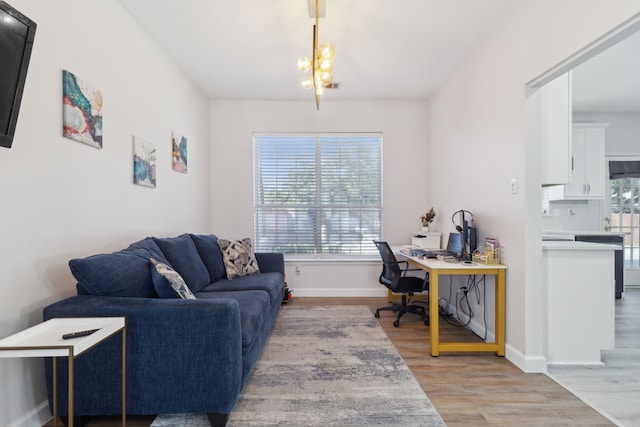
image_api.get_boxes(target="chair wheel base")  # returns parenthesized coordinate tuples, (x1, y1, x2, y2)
(393, 320, 400, 327)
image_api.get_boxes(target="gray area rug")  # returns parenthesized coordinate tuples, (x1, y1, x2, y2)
(152, 305, 445, 426)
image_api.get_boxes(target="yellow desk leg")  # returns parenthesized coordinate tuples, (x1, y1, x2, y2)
(496, 269, 506, 356)
(429, 272, 439, 356)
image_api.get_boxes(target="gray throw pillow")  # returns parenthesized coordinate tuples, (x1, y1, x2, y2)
(217, 237, 261, 279)
(150, 258, 196, 299)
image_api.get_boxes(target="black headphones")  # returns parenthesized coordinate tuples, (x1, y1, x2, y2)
(451, 210, 473, 232)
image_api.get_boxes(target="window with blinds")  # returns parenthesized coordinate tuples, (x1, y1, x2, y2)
(254, 133, 382, 256)
(610, 174, 640, 269)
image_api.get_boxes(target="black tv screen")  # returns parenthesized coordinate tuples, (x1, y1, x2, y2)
(0, 1, 36, 149)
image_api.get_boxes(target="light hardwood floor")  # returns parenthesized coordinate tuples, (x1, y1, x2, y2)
(548, 288, 640, 427)
(46, 295, 623, 427)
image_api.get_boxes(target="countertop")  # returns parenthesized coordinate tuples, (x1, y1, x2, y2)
(542, 241, 622, 251)
(543, 230, 627, 236)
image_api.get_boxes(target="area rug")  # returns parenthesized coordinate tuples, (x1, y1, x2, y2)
(151, 305, 445, 426)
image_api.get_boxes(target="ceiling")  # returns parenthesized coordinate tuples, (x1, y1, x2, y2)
(115, 0, 516, 101)
(572, 29, 640, 113)
(116, 0, 640, 112)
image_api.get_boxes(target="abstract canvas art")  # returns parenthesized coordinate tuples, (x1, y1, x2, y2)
(171, 131, 187, 173)
(62, 70, 103, 148)
(133, 136, 156, 188)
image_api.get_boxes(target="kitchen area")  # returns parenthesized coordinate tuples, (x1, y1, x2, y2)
(538, 40, 640, 365)
(528, 22, 640, 425)
(541, 122, 625, 302)
(541, 118, 625, 364)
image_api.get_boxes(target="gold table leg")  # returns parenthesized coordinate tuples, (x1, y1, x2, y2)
(122, 326, 126, 427)
(68, 349, 74, 427)
(53, 357, 58, 427)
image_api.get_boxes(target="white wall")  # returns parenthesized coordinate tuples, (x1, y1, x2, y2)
(426, 1, 640, 372)
(0, 1, 210, 426)
(209, 100, 428, 296)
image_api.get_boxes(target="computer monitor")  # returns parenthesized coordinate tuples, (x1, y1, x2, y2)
(462, 219, 477, 260)
(446, 233, 464, 259)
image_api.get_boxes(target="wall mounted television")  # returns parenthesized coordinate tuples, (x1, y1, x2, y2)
(0, 1, 36, 149)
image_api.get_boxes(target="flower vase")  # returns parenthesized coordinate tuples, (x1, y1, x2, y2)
(421, 226, 429, 232)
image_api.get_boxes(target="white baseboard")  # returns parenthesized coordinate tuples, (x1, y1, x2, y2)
(506, 345, 548, 373)
(291, 288, 387, 298)
(8, 400, 50, 427)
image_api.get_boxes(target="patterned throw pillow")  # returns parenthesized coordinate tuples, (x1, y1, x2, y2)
(149, 258, 196, 299)
(217, 237, 261, 279)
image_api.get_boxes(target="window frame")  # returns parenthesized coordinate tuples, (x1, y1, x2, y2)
(253, 132, 383, 259)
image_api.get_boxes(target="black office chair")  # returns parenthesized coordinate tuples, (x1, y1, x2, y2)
(373, 241, 429, 327)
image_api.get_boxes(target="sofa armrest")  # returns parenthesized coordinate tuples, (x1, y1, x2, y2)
(43, 295, 243, 415)
(255, 252, 284, 276)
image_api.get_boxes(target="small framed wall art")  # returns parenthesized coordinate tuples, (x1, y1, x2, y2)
(62, 70, 103, 148)
(133, 136, 156, 188)
(172, 131, 187, 173)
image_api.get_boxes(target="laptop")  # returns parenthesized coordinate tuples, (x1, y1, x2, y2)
(422, 233, 464, 259)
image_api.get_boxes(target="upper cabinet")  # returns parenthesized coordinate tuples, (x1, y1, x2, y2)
(545, 123, 607, 200)
(566, 124, 606, 197)
(540, 72, 572, 185)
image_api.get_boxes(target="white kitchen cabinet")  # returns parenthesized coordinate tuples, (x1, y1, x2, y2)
(545, 123, 607, 200)
(540, 73, 572, 185)
(543, 241, 618, 365)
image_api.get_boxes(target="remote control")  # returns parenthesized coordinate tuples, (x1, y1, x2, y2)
(62, 329, 99, 339)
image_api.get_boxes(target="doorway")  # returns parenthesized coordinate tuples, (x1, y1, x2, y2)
(527, 13, 640, 425)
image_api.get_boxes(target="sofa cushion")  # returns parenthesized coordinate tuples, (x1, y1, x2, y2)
(189, 234, 226, 283)
(195, 290, 271, 351)
(69, 247, 159, 297)
(150, 258, 196, 299)
(153, 234, 210, 293)
(127, 237, 166, 258)
(217, 237, 260, 279)
(199, 272, 283, 308)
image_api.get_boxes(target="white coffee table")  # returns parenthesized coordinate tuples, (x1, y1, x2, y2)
(0, 317, 126, 427)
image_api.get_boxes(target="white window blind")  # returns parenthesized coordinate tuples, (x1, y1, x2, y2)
(254, 133, 382, 256)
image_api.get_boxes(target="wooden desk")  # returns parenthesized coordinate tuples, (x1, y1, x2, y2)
(0, 317, 126, 427)
(402, 256, 506, 356)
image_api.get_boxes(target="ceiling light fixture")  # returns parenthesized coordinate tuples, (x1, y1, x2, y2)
(297, 0, 335, 110)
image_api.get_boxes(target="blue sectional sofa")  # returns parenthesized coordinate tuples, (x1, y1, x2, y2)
(43, 233, 284, 427)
